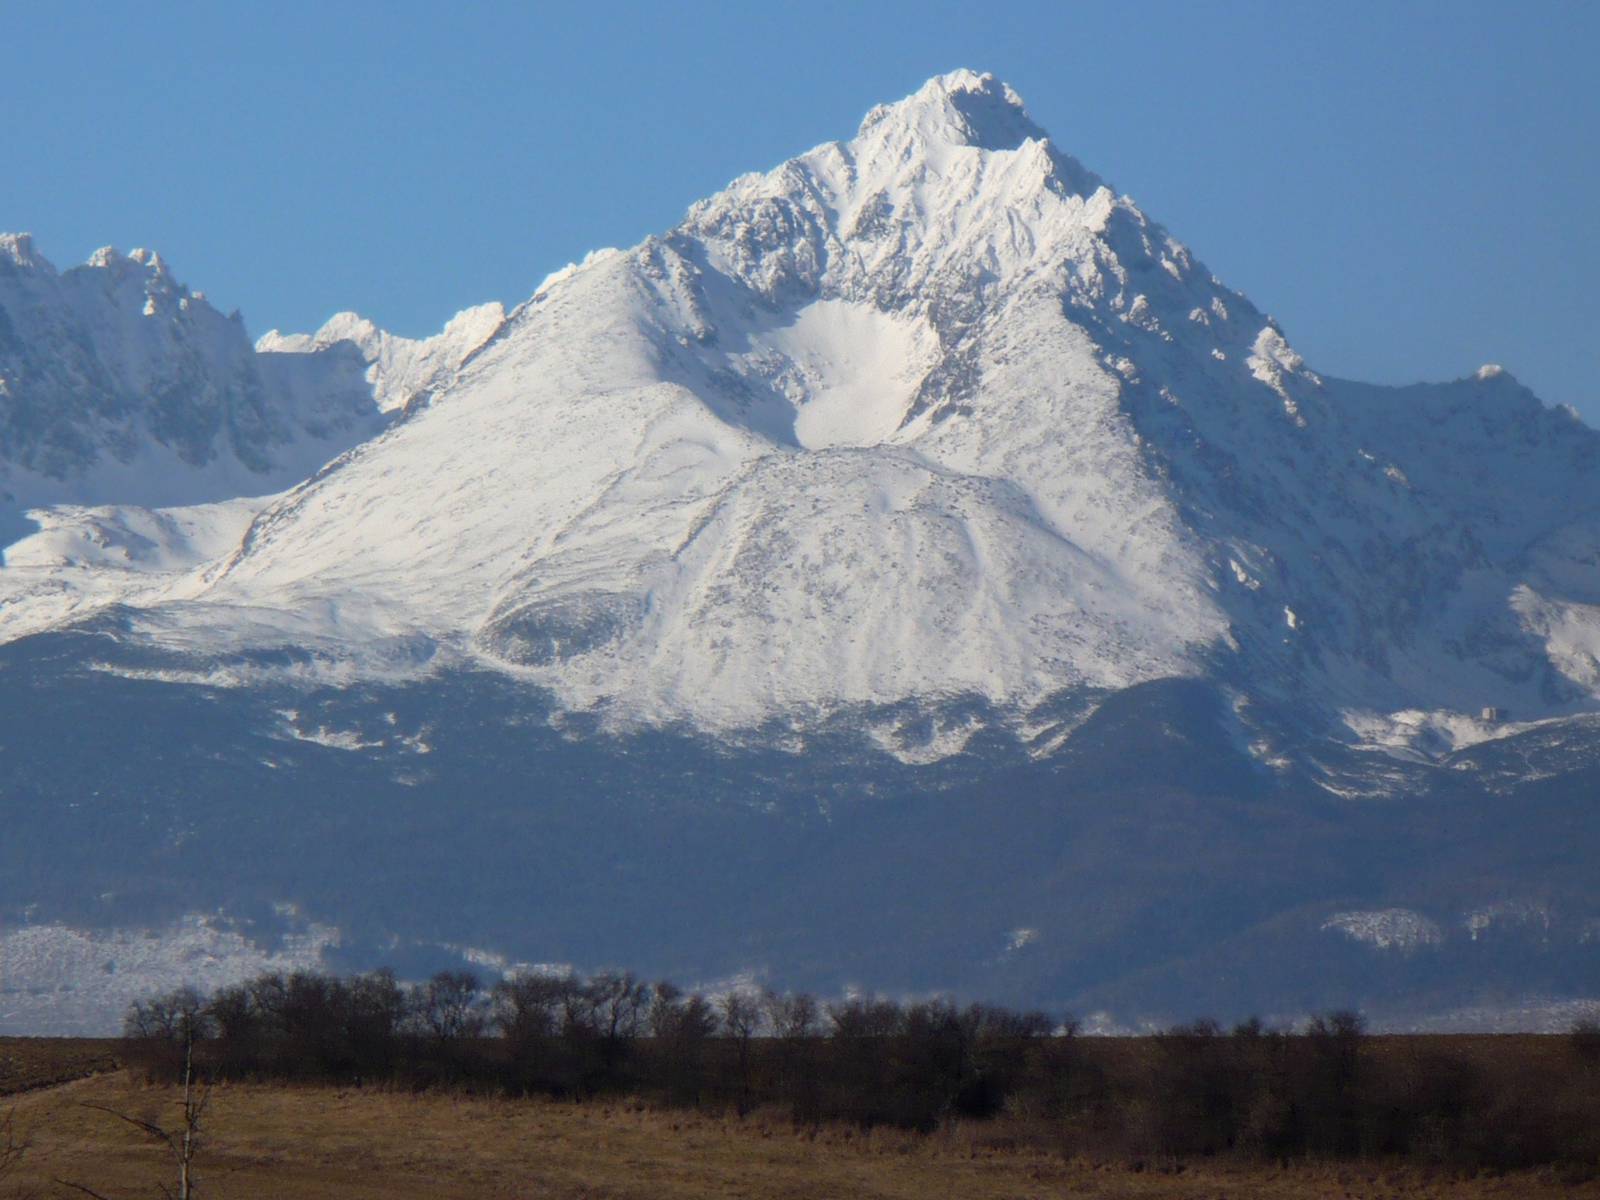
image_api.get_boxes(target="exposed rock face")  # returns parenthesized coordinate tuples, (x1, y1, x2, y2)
(0, 237, 285, 491)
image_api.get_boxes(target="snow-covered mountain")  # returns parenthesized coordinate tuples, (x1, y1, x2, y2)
(2, 71, 1597, 1032)
(31, 69, 1591, 764)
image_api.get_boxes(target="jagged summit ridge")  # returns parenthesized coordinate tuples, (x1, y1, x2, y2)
(848, 70, 1104, 202)
(858, 69, 1048, 152)
(678, 71, 1114, 319)
(0, 237, 506, 504)
(257, 301, 505, 414)
(0, 237, 295, 499)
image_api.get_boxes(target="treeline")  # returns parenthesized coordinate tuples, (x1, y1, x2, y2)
(124, 970, 1600, 1170)
(126, 968, 1058, 1130)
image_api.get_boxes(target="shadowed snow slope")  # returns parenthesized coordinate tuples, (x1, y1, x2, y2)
(256, 301, 505, 414)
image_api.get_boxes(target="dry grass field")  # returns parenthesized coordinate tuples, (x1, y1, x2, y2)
(4, 1069, 1598, 1200)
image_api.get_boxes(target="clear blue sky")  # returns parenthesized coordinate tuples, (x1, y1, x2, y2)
(5, 1, 1597, 417)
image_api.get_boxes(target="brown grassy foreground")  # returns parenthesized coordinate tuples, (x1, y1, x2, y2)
(6, 1070, 1600, 1200)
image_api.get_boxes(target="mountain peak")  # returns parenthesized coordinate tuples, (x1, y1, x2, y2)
(858, 69, 1045, 152)
(0, 232, 53, 273)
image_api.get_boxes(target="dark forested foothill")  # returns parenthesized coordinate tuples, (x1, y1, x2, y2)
(119, 970, 1600, 1172)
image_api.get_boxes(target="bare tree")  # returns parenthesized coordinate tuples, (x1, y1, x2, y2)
(582, 971, 648, 1079)
(762, 990, 820, 1113)
(345, 969, 407, 1077)
(721, 988, 764, 1042)
(826, 996, 903, 1039)
(555, 973, 597, 1040)
(492, 974, 566, 1044)
(588, 971, 650, 1044)
(720, 989, 764, 1113)
(762, 989, 819, 1041)
(413, 970, 484, 1043)
(492, 972, 570, 1088)
(123, 987, 208, 1044)
(646, 981, 684, 1041)
(645, 983, 719, 1043)
(62, 1022, 210, 1200)
(644, 983, 719, 1104)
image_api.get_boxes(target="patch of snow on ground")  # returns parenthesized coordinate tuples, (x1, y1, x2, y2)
(1513, 584, 1600, 692)
(1464, 900, 1552, 941)
(1321, 909, 1443, 951)
(868, 710, 985, 764)
(1341, 707, 1558, 760)
(272, 708, 432, 754)
(762, 300, 939, 449)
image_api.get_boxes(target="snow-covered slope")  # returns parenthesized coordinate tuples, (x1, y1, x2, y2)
(0, 247, 501, 645)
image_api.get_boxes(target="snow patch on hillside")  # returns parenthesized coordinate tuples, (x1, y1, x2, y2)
(1465, 901, 1552, 940)
(1341, 707, 1557, 760)
(1322, 909, 1443, 951)
(758, 299, 937, 448)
